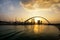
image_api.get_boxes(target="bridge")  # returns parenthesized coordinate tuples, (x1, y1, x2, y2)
(24, 16, 50, 24)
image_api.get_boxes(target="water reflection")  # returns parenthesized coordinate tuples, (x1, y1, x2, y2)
(0, 25, 60, 40)
(24, 25, 59, 36)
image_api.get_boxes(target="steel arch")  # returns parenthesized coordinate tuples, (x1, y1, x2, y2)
(24, 16, 50, 24)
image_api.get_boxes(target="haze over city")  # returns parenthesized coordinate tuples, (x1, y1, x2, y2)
(0, 0, 60, 24)
(0, 0, 60, 40)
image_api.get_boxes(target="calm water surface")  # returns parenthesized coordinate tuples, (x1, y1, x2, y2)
(0, 25, 60, 40)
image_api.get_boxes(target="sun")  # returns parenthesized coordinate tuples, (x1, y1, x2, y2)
(34, 17, 41, 23)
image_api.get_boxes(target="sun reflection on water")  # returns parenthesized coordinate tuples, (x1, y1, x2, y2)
(33, 25, 47, 34)
(34, 25, 38, 34)
(24, 25, 59, 36)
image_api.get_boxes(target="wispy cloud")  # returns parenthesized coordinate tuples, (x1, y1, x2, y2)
(20, 0, 60, 9)
(0, 0, 60, 23)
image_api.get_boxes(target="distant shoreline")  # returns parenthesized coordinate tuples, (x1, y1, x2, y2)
(0, 21, 60, 25)
(0, 24, 60, 25)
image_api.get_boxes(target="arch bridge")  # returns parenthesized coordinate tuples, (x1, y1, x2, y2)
(24, 16, 50, 24)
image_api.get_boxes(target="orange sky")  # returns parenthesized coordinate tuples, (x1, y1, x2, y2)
(0, 0, 60, 24)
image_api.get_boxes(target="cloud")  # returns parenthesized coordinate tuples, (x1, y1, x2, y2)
(20, 0, 60, 9)
(9, 5, 15, 11)
(50, 3, 60, 13)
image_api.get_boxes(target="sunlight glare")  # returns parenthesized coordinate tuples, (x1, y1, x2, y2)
(34, 17, 41, 23)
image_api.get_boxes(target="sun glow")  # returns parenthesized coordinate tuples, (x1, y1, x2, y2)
(34, 17, 42, 23)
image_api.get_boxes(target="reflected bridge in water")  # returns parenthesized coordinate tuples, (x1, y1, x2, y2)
(0, 25, 60, 40)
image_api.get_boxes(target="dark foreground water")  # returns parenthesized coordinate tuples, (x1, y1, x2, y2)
(0, 25, 60, 40)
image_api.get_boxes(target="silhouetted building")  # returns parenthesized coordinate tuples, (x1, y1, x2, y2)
(31, 19, 35, 24)
(37, 20, 42, 24)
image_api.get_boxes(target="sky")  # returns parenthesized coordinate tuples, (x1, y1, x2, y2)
(0, 0, 60, 24)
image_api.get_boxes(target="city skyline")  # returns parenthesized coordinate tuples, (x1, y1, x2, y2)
(0, 0, 60, 24)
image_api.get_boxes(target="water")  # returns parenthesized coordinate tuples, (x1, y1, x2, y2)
(0, 25, 60, 40)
